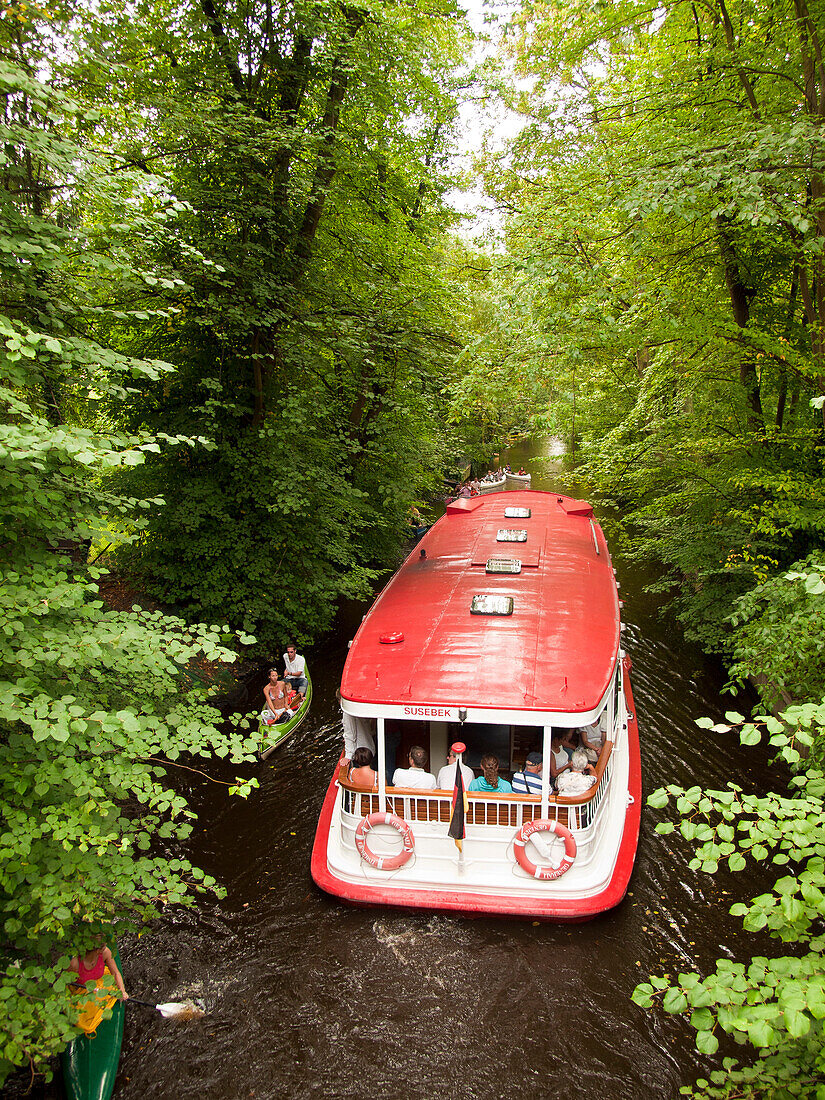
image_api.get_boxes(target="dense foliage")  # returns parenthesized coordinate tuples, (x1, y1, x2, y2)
(74, 0, 474, 648)
(466, 0, 825, 654)
(0, 27, 256, 1086)
(638, 706, 825, 1098)
(5, 0, 825, 1090)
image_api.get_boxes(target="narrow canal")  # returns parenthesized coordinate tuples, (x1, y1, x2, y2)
(35, 441, 784, 1099)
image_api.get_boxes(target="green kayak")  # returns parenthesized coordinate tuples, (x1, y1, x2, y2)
(61, 949, 125, 1100)
(259, 671, 312, 760)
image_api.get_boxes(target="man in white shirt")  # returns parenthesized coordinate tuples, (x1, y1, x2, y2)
(283, 643, 308, 694)
(392, 746, 437, 789)
(338, 691, 376, 761)
(436, 747, 474, 790)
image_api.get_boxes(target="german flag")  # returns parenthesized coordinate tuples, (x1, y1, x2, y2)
(447, 760, 468, 852)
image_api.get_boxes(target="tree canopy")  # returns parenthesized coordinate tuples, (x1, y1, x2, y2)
(0, 0, 475, 1081)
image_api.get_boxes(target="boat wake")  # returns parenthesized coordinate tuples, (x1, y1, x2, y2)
(371, 919, 450, 988)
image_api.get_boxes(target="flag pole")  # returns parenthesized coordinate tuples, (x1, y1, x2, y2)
(448, 740, 467, 871)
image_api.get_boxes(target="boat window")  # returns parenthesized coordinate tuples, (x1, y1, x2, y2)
(471, 594, 514, 615)
(486, 557, 522, 574)
(496, 529, 527, 542)
(504, 507, 531, 519)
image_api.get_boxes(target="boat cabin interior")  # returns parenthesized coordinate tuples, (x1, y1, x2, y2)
(339, 708, 615, 834)
(345, 701, 613, 793)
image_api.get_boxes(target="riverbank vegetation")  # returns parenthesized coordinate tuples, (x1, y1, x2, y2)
(4, 0, 825, 1091)
(0, 0, 475, 1083)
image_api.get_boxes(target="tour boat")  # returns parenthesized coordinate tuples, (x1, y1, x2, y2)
(311, 491, 641, 921)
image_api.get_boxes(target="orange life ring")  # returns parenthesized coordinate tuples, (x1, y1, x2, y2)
(355, 812, 415, 871)
(514, 819, 577, 880)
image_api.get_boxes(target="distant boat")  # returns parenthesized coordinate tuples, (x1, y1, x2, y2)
(476, 473, 506, 494)
(62, 949, 124, 1100)
(259, 672, 313, 760)
(312, 490, 642, 921)
(505, 470, 531, 486)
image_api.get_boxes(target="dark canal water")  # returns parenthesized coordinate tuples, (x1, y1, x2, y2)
(21, 439, 784, 1099)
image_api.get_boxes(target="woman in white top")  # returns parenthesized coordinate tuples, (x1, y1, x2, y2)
(556, 750, 597, 796)
(436, 748, 474, 789)
(550, 732, 573, 787)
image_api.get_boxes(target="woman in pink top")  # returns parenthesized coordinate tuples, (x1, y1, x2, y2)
(69, 944, 128, 999)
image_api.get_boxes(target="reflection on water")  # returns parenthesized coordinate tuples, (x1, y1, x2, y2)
(11, 437, 783, 1099)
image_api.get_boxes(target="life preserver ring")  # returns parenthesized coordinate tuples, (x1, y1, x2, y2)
(355, 812, 415, 871)
(514, 819, 577, 880)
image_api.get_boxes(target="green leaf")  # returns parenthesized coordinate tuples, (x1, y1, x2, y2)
(663, 988, 689, 1014)
(695, 1030, 719, 1055)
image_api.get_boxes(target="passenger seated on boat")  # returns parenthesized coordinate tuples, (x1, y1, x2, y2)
(560, 727, 598, 764)
(468, 754, 512, 794)
(348, 747, 377, 789)
(263, 669, 287, 714)
(556, 750, 597, 796)
(550, 732, 573, 786)
(517, 467, 526, 475)
(511, 751, 543, 795)
(283, 644, 308, 695)
(580, 720, 605, 762)
(392, 745, 437, 789)
(436, 747, 474, 790)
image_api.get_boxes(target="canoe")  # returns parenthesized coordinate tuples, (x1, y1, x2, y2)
(62, 950, 124, 1100)
(505, 471, 531, 486)
(259, 671, 313, 760)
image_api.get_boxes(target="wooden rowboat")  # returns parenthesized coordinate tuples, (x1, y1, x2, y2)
(61, 949, 125, 1100)
(259, 672, 313, 760)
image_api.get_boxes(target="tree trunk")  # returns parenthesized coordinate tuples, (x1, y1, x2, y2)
(716, 215, 764, 430)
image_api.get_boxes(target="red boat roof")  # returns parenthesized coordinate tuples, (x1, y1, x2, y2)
(341, 491, 620, 716)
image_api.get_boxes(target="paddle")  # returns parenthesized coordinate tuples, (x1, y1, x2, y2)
(127, 998, 205, 1019)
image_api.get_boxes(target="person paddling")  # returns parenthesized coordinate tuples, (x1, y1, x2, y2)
(69, 944, 128, 999)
